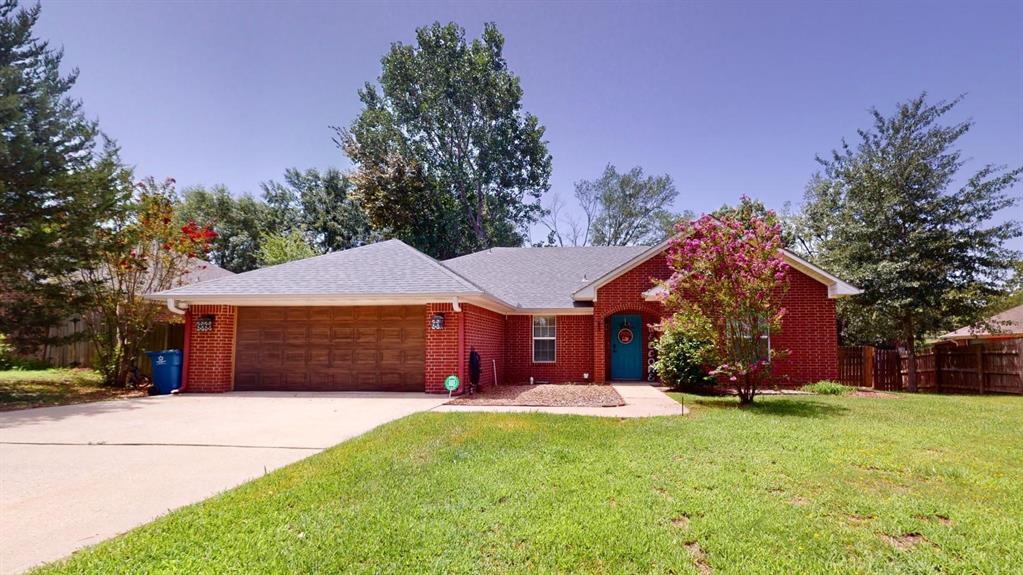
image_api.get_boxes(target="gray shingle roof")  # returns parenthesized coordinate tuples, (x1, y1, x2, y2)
(154, 239, 482, 298)
(442, 246, 650, 309)
(940, 304, 1023, 339)
(179, 258, 234, 286)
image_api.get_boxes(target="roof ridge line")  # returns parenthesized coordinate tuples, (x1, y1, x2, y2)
(154, 240, 389, 294)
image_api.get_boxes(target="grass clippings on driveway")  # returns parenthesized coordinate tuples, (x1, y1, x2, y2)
(34, 393, 1023, 574)
(0, 369, 142, 411)
(448, 384, 625, 407)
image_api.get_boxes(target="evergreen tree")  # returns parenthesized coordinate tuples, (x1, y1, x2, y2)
(0, 1, 126, 352)
(799, 94, 1022, 391)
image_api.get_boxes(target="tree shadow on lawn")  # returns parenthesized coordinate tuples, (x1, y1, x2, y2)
(686, 396, 850, 419)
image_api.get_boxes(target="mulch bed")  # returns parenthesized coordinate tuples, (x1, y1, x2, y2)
(448, 384, 625, 407)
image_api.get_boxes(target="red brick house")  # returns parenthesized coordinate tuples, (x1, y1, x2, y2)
(147, 239, 859, 394)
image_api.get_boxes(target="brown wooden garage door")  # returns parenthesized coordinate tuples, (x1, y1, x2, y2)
(234, 306, 425, 392)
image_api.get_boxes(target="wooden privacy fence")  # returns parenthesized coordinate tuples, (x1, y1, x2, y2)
(21, 321, 184, 377)
(839, 339, 1023, 395)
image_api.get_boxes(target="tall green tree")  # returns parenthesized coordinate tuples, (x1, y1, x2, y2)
(257, 230, 317, 267)
(541, 165, 685, 246)
(798, 94, 1022, 391)
(0, 1, 126, 353)
(175, 185, 267, 273)
(260, 167, 376, 254)
(339, 22, 552, 259)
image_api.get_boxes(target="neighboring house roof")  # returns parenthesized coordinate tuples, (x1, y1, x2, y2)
(149, 239, 492, 306)
(443, 246, 649, 311)
(573, 239, 862, 301)
(177, 258, 234, 286)
(939, 304, 1023, 340)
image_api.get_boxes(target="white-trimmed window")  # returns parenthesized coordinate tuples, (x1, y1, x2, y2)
(532, 316, 556, 363)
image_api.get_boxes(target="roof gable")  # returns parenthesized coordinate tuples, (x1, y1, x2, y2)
(572, 240, 862, 301)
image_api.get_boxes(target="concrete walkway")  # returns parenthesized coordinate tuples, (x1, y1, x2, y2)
(0, 392, 446, 574)
(434, 382, 688, 417)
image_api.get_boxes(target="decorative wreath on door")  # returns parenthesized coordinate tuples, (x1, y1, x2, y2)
(617, 327, 634, 345)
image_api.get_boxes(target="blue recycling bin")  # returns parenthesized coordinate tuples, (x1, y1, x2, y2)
(146, 350, 182, 395)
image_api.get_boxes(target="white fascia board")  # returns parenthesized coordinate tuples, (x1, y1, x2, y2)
(781, 250, 862, 298)
(505, 307, 594, 316)
(143, 292, 503, 307)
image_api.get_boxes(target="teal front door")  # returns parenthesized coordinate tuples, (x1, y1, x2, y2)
(610, 314, 643, 380)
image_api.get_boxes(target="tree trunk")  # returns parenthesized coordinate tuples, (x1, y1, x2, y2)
(737, 373, 755, 405)
(905, 322, 918, 393)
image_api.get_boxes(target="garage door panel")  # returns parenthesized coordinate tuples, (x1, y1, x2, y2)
(331, 327, 355, 343)
(236, 350, 260, 366)
(308, 348, 329, 366)
(405, 349, 426, 365)
(234, 305, 425, 392)
(333, 308, 356, 321)
(355, 372, 378, 387)
(307, 326, 331, 344)
(331, 348, 354, 364)
(354, 349, 377, 366)
(283, 351, 307, 368)
(355, 307, 380, 320)
(260, 349, 283, 366)
(258, 372, 283, 388)
(257, 308, 286, 322)
(260, 328, 285, 344)
(379, 327, 403, 343)
(379, 307, 406, 321)
(379, 349, 402, 365)
(308, 308, 332, 321)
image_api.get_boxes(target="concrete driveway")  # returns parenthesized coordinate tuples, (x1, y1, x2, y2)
(0, 392, 446, 574)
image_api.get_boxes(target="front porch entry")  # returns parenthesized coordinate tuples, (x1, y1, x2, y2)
(609, 314, 643, 380)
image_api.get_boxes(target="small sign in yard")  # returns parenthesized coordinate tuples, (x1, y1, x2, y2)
(444, 374, 460, 397)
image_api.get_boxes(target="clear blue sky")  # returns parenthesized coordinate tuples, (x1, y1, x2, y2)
(36, 0, 1023, 245)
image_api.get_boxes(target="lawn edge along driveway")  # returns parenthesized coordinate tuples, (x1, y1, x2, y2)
(0, 392, 446, 575)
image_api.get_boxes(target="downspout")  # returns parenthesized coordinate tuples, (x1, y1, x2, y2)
(166, 298, 188, 316)
(165, 299, 190, 393)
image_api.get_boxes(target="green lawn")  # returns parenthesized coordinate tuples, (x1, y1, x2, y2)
(36, 393, 1023, 574)
(0, 368, 140, 411)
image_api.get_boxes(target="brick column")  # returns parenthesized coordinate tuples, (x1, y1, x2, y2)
(425, 303, 460, 394)
(183, 305, 237, 393)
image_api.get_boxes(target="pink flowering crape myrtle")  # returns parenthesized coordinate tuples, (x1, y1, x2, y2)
(660, 198, 790, 404)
